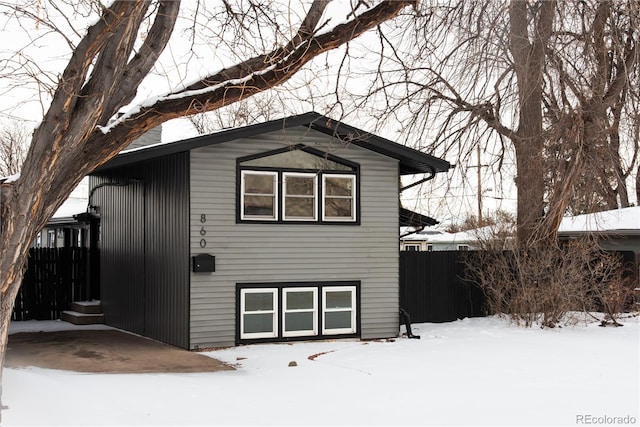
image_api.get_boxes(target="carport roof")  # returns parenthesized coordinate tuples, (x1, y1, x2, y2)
(93, 112, 451, 176)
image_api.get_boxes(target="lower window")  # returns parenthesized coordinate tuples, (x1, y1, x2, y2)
(238, 282, 359, 342)
(283, 287, 318, 337)
(240, 288, 278, 339)
(322, 287, 357, 335)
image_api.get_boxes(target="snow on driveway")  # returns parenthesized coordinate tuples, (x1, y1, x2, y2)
(3, 316, 639, 426)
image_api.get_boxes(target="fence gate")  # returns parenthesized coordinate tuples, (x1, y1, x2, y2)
(399, 251, 486, 323)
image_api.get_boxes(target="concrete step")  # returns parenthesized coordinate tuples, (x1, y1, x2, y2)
(61, 310, 104, 325)
(69, 300, 102, 314)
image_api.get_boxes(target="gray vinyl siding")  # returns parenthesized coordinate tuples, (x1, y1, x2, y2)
(189, 127, 400, 349)
(90, 153, 190, 348)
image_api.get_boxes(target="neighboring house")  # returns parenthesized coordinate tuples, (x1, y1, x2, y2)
(88, 112, 451, 349)
(401, 228, 480, 251)
(34, 197, 89, 248)
(400, 222, 515, 251)
(400, 227, 447, 251)
(559, 206, 640, 274)
(0, 174, 94, 249)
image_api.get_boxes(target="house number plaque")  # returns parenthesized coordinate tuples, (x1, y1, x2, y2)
(200, 214, 207, 248)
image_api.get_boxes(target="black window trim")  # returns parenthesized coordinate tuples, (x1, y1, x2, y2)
(236, 281, 361, 345)
(237, 144, 360, 171)
(236, 145, 361, 225)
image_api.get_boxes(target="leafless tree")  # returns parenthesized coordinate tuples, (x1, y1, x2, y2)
(463, 239, 635, 328)
(0, 0, 415, 414)
(188, 91, 284, 134)
(353, 0, 640, 245)
(0, 122, 29, 177)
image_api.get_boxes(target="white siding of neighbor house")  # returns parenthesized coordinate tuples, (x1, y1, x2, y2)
(189, 127, 400, 349)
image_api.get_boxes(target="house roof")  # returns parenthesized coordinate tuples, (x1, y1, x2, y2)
(558, 206, 640, 236)
(401, 229, 474, 244)
(45, 197, 88, 226)
(93, 112, 451, 175)
(399, 208, 439, 228)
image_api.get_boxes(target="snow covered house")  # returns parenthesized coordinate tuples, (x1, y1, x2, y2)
(88, 112, 451, 349)
(559, 206, 640, 276)
(558, 206, 640, 250)
(400, 228, 478, 251)
(400, 223, 515, 251)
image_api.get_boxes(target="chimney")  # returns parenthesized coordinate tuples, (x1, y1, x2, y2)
(125, 124, 163, 151)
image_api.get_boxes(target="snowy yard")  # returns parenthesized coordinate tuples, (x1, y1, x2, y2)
(3, 315, 639, 426)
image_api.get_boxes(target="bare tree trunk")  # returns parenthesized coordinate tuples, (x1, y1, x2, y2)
(0, 0, 415, 417)
(509, 0, 555, 245)
(636, 164, 640, 204)
(0, 272, 25, 421)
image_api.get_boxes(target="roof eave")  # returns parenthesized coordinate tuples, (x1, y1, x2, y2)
(92, 112, 452, 175)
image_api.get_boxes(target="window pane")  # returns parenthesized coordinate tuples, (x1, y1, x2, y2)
(324, 198, 352, 218)
(244, 292, 274, 311)
(286, 291, 314, 310)
(325, 311, 352, 330)
(325, 291, 352, 309)
(285, 197, 314, 218)
(244, 313, 274, 334)
(325, 177, 352, 196)
(244, 196, 274, 216)
(242, 150, 353, 171)
(244, 174, 274, 194)
(285, 312, 314, 332)
(286, 176, 314, 196)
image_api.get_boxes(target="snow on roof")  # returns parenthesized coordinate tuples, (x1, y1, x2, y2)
(400, 227, 446, 240)
(401, 223, 515, 244)
(0, 173, 20, 183)
(401, 228, 475, 243)
(427, 230, 478, 244)
(52, 197, 87, 219)
(558, 206, 640, 234)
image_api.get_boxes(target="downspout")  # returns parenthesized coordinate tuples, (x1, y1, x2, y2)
(398, 166, 438, 339)
(399, 166, 437, 238)
(399, 166, 437, 192)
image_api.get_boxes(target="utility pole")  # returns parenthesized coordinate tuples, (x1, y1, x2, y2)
(477, 145, 482, 223)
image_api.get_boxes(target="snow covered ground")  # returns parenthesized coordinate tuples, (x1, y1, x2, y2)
(3, 315, 639, 426)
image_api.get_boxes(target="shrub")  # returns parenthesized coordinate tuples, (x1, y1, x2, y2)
(461, 239, 636, 328)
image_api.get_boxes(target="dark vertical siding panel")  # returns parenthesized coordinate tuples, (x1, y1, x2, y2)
(144, 153, 190, 348)
(90, 152, 190, 349)
(90, 174, 145, 334)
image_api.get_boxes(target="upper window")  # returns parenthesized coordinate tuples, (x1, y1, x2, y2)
(283, 173, 317, 221)
(241, 171, 278, 220)
(323, 175, 356, 221)
(241, 148, 353, 171)
(238, 145, 359, 224)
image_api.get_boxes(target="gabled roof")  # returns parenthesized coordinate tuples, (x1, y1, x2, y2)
(93, 112, 451, 175)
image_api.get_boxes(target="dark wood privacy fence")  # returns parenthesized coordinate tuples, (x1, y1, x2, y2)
(400, 251, 486, 323)
(13, 247, 100, 321)
(399, 250, 638, 324)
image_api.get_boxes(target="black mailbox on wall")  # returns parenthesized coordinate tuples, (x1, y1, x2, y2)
(192, 254, 215, 272)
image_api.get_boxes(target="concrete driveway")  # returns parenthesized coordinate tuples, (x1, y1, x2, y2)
(6, 329, 233, 373)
